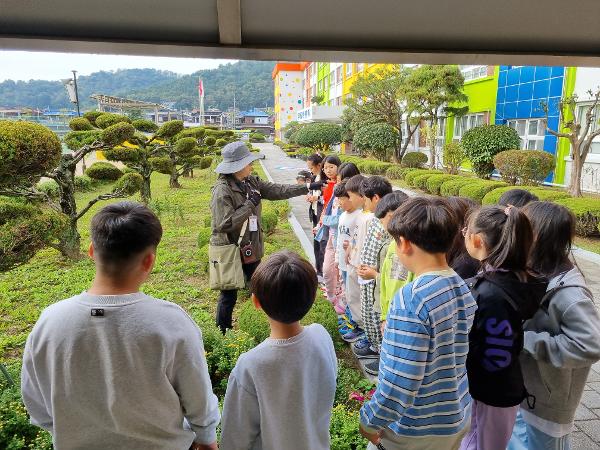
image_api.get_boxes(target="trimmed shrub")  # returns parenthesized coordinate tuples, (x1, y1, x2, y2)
(401, 151, 428, 168)
(250, 133, 266, 142)
(82, 110, 103, 126)
(482, 186, 539, 205)
(215, 138, 228, 147)
(205, 136, 216, 147)
(200, 156, 213, 169)
(528, 188, 570, 202)
(74, 175, 95, 192)
(273, 140, 285, 147)
(238, 300, 270, 343)
(95, 113, 131, 129)
(412, 173, 441, 190)
(555, 198, 600, 237)
(270, 200, 291, 219)
(357, 160, 393, 175)
(37, 180, 60, 198)
(156, 120, 184, 139)
(459, 181, 509, 203)
(132, 119, 159, 133)
(442, 141, 465, 174)
(426, 174, 459, 195)
(68, 117, 93, 131)
(100, 122, 136, 147)
(482, 186, 571, 205)
(352, 123, 398, 161)
(261, 210, 279, 235)
(148, 156, 174, 175)
(462, 125, 521, 178)
(104, 146, 142, 163)
(404, 169, 442, 186)
(295, 122, 342, 151)
(112, 172, 143, 195)
(385, 166, 415, 180)
(197, 227, 211, 248)
(493, 149, 556, 185)
(85, 161, 123, 181)
(440, 177, 481, 197)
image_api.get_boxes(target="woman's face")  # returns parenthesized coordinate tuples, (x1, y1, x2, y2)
(307, 161, 321, 176)
(323, 162, 338, 181)
(234, 163, 253, 180)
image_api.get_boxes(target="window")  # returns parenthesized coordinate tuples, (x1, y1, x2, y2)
(329, 72, 335, 86)
(576, 103, 600, 154)
(335, 96, 342, 106)
(346, 64, 352, 76)
(436, 118, 447, 148)
(454, 113, 485, 139)
(318, 80, 323, 92)
(460, 65, 488, 81)
(336, 67, 342, 85)
(507, 119, 545, 150)
(357, 63, 365, 72)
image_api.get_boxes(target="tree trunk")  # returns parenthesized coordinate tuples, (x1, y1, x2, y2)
(182, 167, 192, 178)
(58, 219, 82, 260)
(169, 170, 182, 188)
(55, 159, 82, 259)
(141, 175, 152, 204)
(568, 146, 583, 197)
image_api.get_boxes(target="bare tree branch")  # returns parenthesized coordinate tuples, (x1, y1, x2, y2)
(75, 189, 129, 222)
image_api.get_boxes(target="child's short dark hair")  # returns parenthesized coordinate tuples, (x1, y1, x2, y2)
(374, 191, 409, 219)
(360, 176, 393, 200)
(91, 201, 163, 276)
(345, 174, 366, 195)
(388, 197, 457, 253)
(251, 251, 317, 324)
(498, 189, 539, 208)
(338, 162, 360, 180)
(334, 180, 348, 198)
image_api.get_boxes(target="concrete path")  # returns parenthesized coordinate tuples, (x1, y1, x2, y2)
(254, 143, 600, 448)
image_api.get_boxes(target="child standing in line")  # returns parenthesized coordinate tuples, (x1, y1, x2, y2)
(318, 155, 341, 293)
(353, 176, 393, 363)
(356, 191, 410, 375)
(342, 174, 368, 342)
(508, 202, 600, 450)
(359, 197, 477, 450)
(306, 154, 326, 277)
(220, 251, 337, 450)
(445, 196, 480, 280)
(460, 205, 548, 450)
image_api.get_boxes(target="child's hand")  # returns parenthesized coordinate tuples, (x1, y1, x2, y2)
(357, 265, 378, 280)
(343, 240, 349, 250)
(380, 320, 386, 336)
(190, 442, 218, 450)
(359, 425, 382, 445)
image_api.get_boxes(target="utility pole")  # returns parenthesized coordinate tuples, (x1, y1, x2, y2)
(71, 70, 86, 173)
(232, 90, 236, 131)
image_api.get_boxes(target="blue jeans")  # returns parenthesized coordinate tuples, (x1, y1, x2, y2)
(508, 412, 571, 450)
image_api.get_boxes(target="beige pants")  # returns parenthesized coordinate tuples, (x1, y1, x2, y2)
(367, 425, 469, 450)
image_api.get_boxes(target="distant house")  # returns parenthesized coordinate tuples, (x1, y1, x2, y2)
(188, 108, 227, 128)
(238, 108, 273, 134)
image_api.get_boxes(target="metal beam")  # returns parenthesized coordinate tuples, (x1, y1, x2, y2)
(2, 36, 600, 68)
(217, 0, 242, 45)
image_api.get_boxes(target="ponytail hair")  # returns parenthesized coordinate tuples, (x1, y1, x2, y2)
(469, 205, 533, 273)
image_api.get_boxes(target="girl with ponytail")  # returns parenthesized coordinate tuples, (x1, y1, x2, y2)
(459, 205, 548, 450)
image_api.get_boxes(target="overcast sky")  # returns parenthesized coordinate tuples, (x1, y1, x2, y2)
(0, 51, 236, 82)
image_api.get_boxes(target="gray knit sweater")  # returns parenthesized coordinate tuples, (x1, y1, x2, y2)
(21, 292, 220, 450)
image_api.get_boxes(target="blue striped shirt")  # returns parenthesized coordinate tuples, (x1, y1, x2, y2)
(360, 270, 477, 437)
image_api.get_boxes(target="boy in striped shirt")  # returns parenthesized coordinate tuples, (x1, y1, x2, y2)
(359, 197, 477, 450)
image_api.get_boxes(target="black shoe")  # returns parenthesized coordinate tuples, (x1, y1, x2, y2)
(354, 344, 379, 359)
(365, 359, 380, 376)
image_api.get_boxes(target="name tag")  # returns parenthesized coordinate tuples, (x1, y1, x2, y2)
(249, 215, 258, 232)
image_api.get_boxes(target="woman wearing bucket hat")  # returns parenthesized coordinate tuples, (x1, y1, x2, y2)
(210, 141, 310, 333)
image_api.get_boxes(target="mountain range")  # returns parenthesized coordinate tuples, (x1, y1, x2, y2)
(0, 60, 275, 112)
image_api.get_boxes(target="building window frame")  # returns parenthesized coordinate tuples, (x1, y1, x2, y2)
(507, 118, 546, 150)
(453, 113, 486, 140)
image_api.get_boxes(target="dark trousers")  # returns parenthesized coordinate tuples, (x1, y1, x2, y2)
(216, 260, 260, 334)
(314, 238, 324, 276)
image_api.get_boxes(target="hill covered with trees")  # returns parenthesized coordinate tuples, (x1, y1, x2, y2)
(0, 60, 275, 111)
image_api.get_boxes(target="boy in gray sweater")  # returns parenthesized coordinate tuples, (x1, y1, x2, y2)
(21, 202, 220, 450)
(220, 250, 337, 450)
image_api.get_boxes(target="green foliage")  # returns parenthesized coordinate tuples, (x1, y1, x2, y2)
(85, 161, 123, 181)
(157, 120, 184, 139)
(301, 298, 340, 339)
(356, 160, 393, 175)
(458, 181, 508, 203)
(0, 200, 66, 272)
(112, 172, 143, 196)
(237, 300, 270, 343)
(401, 151, 428, 168)
(261, 209, 279, 235)
(215, 138, 228, 147)
(205, 136, 217, 147)
(352, 123, 398, 160)
(0, 120, 62, 189)
(74, 175, 96, 192)
(104, 145, 142, 163)
(37, 179, 59, 198)
(528, 188, 571, 202)
(250, 133, 266, 143)
(63, 129, 102, 151)
(149, 156, 174, 175)
(273, 140, 285, 147)
(555, 198, 600, 237)
(426, 174, 458, 195)
(82, 111, 103, 126)
(411, 173, 441, 190)
(385, 166, 415, 180)
(69, 117, 94, 131)
(329, 404, 369, 450)
(295, 122, 342, 151)
(482, 186, 570, 205)
(493, 149, 556, 185)
(283, 121, 304, 141)
(174, 138, 197, 156)
(176, 127, 206, 140)
(100, 122, 136, 147)
(270, 200, 291, 219)
(404, 169, 442, 186)
(132, 119, 159, 133)
(461, 125, 521, 178)
(197, 227, 212, 249)
(443, 141, 466, 174)
(200, 156, 213, 170)
(439, 177, 481, 197)
(95, 113, 132, 129)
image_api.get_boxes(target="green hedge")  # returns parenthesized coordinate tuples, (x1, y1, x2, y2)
(385, 166, 414, 180)
(261, 209, 279, 235)
(458, 181, 508, 203)
(482, 186, 571, 205)
(401, 151, 428, 168)
(439, 177, 481, 197)
(404, 169, 443, 187)
(412, 173, 441, 190)
(555, 198, 600, 237)
(426, 174, 459, 195)
(356, 160, 393, 175)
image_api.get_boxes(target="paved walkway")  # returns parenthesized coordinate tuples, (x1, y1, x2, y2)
(255, 143, 600, 449)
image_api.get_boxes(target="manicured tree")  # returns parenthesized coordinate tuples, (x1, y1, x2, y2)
(542, 89, 600, 197)
(461, 125, 521, 179)
(0, 118, 142, 260)
(295, 122, 342, 152)
(352, 123, 399, 161)
(405, 65, 468, 168)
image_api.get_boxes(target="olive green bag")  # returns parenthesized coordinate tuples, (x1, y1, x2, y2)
(208, 220, 248, 290)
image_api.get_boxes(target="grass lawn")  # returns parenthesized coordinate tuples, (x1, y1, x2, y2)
(575, 236, 600, 255)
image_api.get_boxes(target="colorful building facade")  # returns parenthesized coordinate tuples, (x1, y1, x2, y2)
(272, 62, 305, 140)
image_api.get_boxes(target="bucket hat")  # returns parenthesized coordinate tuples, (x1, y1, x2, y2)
(214, 141, 261, 174)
